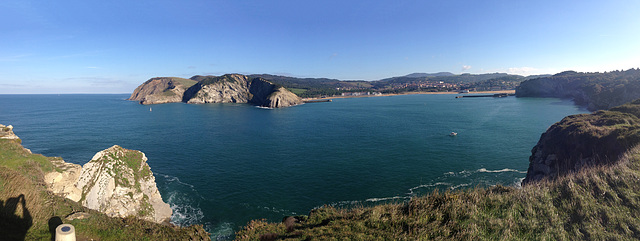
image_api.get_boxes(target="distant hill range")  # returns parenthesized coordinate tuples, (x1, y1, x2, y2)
(131, 69, 640, 109)
(250, 72, 541, 98)
(130, 72, 540, 101)
(516, 68, 640, 111)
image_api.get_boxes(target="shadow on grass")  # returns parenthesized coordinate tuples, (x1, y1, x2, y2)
(48, 216, 63, 241)
(0, 194, 33, 241)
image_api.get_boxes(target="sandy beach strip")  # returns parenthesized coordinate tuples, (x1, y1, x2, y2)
(303, 90, 516, 101)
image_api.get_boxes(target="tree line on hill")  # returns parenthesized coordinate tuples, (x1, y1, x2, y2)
(250, 72, 540, 98)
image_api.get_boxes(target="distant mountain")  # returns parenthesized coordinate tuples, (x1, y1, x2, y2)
(403, 72, 455, 78)
(378, 72, 521, 85)
(522, 74, 552, 80)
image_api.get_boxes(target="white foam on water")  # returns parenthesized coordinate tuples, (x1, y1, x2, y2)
(365, 196, 407, 202)
(155, 173, 208, 229)
(407, 182, 451, 195)
(450, 183, 471, 190)
(210, 222, 234, 241)
(513, 177, 526, 188)
(257, 205, 296, 215)
(477, 168, 526, 174)
(171, 202, 204, 226)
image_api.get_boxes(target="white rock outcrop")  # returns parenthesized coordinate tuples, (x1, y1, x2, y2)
(0, 124, 20, 141)
(45, 145, 172, 223)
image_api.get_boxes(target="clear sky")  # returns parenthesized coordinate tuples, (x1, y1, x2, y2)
(2, 0, 640, 94)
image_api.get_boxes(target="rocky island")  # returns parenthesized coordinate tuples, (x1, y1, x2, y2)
(129, 74, 304, 108)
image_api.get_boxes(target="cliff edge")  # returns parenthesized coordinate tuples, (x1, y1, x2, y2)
(46, 145, 172, 224)
(0, 124, 20, 143)
(0, 125, 209, 239)
(522, 99, 640, 184)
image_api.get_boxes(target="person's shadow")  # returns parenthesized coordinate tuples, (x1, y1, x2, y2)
(0, 194, 33, 241)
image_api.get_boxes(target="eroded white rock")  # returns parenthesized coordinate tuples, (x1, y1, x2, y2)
(46, 145, 172, 223)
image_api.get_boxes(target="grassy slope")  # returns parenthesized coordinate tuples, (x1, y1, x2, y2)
(238, 151, 640, 240)
(0, 139, 210, 240)
(237, 101, 640, 240)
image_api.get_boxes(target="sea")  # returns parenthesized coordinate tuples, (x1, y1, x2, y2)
(0, 94, 587, 239)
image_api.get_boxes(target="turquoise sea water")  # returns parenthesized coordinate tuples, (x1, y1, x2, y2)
(0, 94, 587, 239)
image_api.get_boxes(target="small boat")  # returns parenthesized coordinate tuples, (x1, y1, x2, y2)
(449, 132, 457, 136)
(149, 107, 152, 112)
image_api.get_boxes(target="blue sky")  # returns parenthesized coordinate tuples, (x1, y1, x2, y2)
(2, 0, 640, 94)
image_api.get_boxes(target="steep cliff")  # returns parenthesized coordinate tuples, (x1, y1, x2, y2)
(130, 74, 303, 108)
(183, 74, 252, 104)
(522, 99, 640, 184)
(516, 69, 640, 111)
(1, 125, 210, 239)
(128, 77, 197, 105)
(183, 74, 303, 108)
(248, 78, 304, 108)
(46, 145, 172, 224)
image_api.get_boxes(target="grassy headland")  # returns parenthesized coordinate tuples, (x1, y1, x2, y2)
(0, 138, 210, 240)
(237, 149, 640, 240)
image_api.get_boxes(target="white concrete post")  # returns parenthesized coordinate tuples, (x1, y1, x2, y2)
(55, 224, 76, 241)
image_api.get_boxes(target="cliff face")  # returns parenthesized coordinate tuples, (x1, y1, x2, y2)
(45, 145, 172, 224)
(523, 99, 640, 184)
(248, 78, 304, 108)
(183, 74, 303, 108)
(130, 74, 303, 108)
(183, 74, 252, 104)
(128, 77, 197, 105)
(516, 69, 640, 111)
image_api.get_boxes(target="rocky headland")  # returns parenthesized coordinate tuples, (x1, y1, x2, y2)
(516, 68, 640, 111)
(0, 125, 210, 239)
(45, 145, 172, 223)
(522, 99, 640, 184)
(129, 74, 303, 108)
(128, 77, 198, 105)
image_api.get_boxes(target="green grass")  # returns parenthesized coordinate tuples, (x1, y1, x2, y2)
(286, 88, 308, 96)
(169, 77, 197, 88)
(238, 152, 640, 240)
(0, 139, 54, 174)
(0, 139, 210, 240)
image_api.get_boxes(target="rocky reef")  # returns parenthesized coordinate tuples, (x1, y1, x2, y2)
(516, 69, 640, 111)
(130, 74, 303, 108)
(45, 145, 172, 223)
(522, 99, 640, 184)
